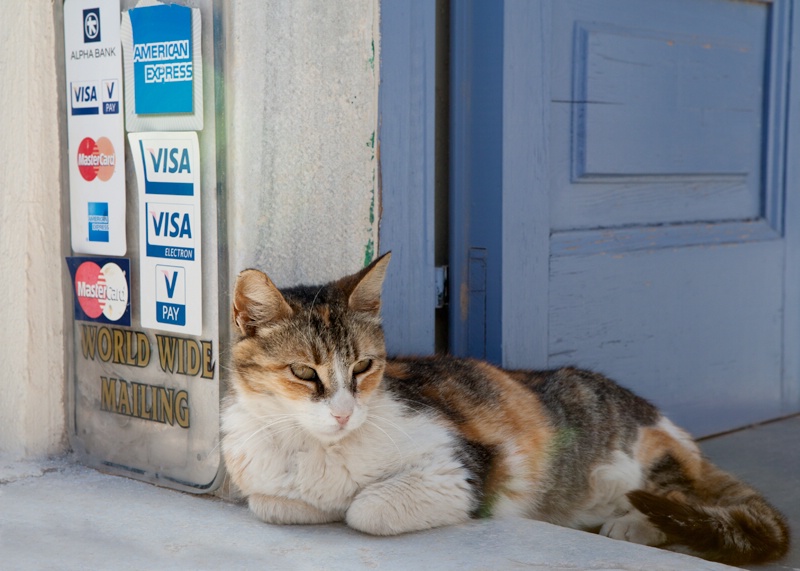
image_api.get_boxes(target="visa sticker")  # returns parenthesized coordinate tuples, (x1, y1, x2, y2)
(129, 131, 202, 335)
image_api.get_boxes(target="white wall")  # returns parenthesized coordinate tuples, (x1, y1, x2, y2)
(226, 0, 380, 287)
(0, 0, 380, 459)
(0, 1, 67, 458)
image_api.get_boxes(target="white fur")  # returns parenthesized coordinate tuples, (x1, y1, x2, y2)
(568, 450, 643, 529)
(490, 444, 539, 518)
(656, 417, 701, 458)
(570, 417, 698, 541)
(600, 509, 666, 546)
(222, 387, 475, 535)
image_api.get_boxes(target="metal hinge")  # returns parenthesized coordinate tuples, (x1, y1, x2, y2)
(435, 265, 449, 309)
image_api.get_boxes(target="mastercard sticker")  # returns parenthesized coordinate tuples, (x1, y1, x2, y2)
(77, 136, 116, 182)
(66, 256, 131, 326)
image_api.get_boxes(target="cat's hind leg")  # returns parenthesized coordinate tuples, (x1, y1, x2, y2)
(599, 508, 667, 546)
(346, 468, 476, 535)
(589, 420, 687, 547)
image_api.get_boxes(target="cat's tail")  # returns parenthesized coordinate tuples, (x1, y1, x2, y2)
(627, 460, 790, 566)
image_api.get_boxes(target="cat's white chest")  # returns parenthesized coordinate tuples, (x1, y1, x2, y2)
(273, 439, 363, 511)
(224, 398, 421, 514)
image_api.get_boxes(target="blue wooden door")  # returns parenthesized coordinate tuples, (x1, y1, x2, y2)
(451, 0, 800, 436)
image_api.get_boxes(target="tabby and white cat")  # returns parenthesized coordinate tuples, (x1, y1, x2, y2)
(221, 253, 789, 565)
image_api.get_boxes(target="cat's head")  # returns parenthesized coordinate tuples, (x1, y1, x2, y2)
(230, 253, 391, 443)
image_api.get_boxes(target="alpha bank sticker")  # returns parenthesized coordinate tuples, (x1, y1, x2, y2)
(66, 257, 131, 326)
(63, 0, 126, 256)
(128, 131, 202, 335)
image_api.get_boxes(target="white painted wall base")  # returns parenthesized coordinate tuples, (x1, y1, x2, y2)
(0, 1, 67, 458)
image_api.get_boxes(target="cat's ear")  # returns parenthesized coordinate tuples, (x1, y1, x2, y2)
(233, 269, 293, 336)
(340, 252, 391, 313)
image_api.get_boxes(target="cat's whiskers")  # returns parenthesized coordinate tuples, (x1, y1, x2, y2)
(307, 286, 324, 328)
(372, 397, 440, 415)
(231, 415, 304, 452)
(368, 401, 439, 420)
(363, 419, 401, 454)
(365, 412, 414, 445)
(218, 362, 238, 374)
(205, 413, 298, 458)
(201, 439, 223, 459)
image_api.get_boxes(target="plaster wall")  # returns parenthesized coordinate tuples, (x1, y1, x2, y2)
(0, 1, 66, 457)
(226, 0, 380, 287)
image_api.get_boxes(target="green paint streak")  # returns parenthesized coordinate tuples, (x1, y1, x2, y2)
(368, 39, 375, 70)
(367, 132, 375, 161)
(363, 132, 377, 267)
(364, 238, 375, 266)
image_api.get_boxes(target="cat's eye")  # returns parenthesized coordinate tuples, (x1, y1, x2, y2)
(290, 364, 318, 382)
(352, 359, 372, 375)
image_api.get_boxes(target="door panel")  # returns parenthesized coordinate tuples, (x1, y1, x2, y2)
(549, 241, 784, 435)
(551, 0, 768, 231)
(452, 0, 797, 436)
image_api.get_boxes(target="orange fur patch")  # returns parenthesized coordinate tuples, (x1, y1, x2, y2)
(233, 340, 319, 401)
(411, 360, 554, 506)
(473, 362, 554, 502)
(315, 305, 331, 327)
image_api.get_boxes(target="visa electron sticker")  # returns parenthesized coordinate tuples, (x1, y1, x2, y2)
(66, 257, 131, 326)
(129, 131, 202, 335)
(63, 0, 126, 256)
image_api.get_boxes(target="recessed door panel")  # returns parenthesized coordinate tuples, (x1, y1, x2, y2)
(551, 0, 768, 231)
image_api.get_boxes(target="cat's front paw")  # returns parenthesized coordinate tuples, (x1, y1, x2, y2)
(248, 493, 341, 525)
(346, 477, 472, 535)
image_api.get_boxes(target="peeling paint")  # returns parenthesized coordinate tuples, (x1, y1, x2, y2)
(368, 39, 375, 70)
(367, 131, 375, 160)
(363, 238, 375, 266)
(368, 191, 375, 225)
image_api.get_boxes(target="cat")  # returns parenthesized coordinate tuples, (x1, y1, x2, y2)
(221, 252, 790, 565)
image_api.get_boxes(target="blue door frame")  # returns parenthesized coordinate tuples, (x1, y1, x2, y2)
(378, 0, 437, 356)
(448, 0, 505, 363)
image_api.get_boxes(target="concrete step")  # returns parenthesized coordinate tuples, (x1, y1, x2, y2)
(0, 454, 740, 571)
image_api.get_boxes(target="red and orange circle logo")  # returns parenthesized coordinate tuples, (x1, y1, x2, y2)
(77, 136, 116, 182)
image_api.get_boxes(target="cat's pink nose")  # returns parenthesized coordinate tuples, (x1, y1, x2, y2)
(332, 413, 351, 427)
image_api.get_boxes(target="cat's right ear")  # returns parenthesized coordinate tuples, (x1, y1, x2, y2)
(233, 269, 293, 336)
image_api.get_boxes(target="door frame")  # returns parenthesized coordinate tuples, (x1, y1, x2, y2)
(449, 0, 551, 367)
(378, 0, 437, 356)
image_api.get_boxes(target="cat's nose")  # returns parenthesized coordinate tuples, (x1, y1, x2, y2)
(332, 413, 351, 427)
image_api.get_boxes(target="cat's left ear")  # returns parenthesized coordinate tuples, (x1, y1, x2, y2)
(341, 252, 391, 313)
(233, 269, 293, 336)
